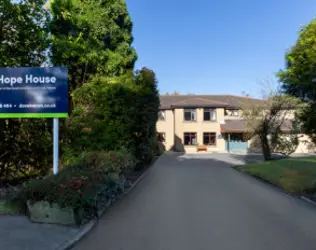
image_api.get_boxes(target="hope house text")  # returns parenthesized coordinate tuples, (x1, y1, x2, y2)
(0, 75, 57, 86)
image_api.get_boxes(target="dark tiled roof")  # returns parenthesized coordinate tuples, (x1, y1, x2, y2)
(172, 97, 228, 108)
(221, 119, 293, 133)
(159, 95, 263, 109)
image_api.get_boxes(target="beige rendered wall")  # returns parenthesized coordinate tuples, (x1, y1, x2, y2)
(294, 134, 315, 154)
(174, 108, 226, 152)
(156, 110, 174, 150)
(248, 134, 316, 154)
(280, 109, 296, 120)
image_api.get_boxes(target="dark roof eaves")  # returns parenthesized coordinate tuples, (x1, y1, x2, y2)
(160, 104, 239, 109)
(171, 104, 229, 108)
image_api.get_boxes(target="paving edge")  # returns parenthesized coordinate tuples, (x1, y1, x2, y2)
(123, 156, 158, 195)
(58, 219, 98, 250)
(57, 156, 158, 250)
(301, 196, 316, 206)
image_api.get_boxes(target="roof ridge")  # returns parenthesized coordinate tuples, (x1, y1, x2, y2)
(172, 97, 202, 105)
(172, 97, 229, 105)
(160, 94, 262, 100)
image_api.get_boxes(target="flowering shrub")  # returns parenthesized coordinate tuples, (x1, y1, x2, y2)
(22, 149, 137, 215)
(22, 164, 116, 210)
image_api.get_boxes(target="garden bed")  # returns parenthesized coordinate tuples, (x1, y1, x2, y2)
(126, 157, 158, 184)
(2, 150, 157, 226)
(0, 186, 25, 215)
(22, 150, 146, 226)
(23, 164, 126, 226)
(0, 199, 25, 215)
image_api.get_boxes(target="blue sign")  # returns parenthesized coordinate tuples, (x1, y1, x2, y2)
(0, 67, 68, 118)
(217, 134, 223, 139)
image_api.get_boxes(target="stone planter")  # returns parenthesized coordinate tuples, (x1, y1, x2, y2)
(26, 180, 124, 226)
(27, 201, 84, 226)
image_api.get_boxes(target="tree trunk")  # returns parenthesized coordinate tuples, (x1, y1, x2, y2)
(260, 135, 272, 161)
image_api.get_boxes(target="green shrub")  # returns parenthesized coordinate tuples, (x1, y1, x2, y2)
(0, 185, 26, 214)
(82, 149, 137, 175)
(0, 119, 52, 184)
(60, 146, 85, 168)
(69, 68, 160, 166)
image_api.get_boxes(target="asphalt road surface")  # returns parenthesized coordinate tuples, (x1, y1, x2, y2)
(72, 153, 316, 250)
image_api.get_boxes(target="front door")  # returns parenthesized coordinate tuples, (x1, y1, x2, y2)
(225, 133, 248, 152)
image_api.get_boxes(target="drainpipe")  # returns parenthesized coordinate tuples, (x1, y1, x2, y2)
(173, 108, 176, 151)
(228, 133, 231, 153)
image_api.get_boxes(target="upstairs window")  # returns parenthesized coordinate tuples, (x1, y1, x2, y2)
(184, 109, 197, 121)
(204, 108, 216, 121)
(158, 111, 165, 121)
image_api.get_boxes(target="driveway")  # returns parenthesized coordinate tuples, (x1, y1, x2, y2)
(72, 153, 316, 250)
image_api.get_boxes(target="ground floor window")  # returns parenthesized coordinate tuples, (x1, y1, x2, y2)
(203, 132, 216, 145)
(184, 132, 197, 145)
(157, 132, 166, 142)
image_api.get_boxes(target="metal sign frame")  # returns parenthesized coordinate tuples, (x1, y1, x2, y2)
(0, 67, 68, 174)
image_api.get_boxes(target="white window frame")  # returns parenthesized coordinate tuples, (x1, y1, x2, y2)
(204, 108, 216, 121)
(184, 109, 197, 121)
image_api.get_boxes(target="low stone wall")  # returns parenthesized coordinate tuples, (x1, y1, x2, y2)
(27, 178, 128, 226)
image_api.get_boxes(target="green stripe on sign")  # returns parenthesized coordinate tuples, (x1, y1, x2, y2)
(0, 113, 68, 118)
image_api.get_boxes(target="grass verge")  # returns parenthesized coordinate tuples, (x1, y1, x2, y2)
(235, 156, 316, 195)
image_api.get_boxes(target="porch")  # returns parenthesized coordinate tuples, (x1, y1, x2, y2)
(220, 120, 249, 153)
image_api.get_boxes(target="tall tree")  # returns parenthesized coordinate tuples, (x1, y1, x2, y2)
(50, 0, 137, 94)
(69, 68, 160, 164)
(0, 0, 51, 182)
(278, 19, 316, 136)
(0, 0, 49, 67)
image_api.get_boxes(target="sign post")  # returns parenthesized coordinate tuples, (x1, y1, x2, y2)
(53, 118, 59, 175)
(0, 67, 68, 174)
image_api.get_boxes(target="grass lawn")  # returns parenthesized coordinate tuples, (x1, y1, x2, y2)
(235, 157, 316, 195)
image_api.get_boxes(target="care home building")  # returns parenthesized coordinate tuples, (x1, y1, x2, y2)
(156, 95, 315, 154)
